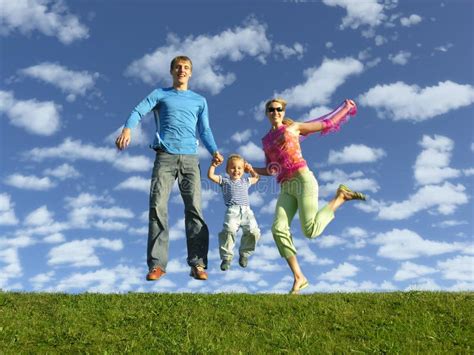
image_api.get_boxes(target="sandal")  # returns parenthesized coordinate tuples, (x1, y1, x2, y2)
(289, 280, 309, 295)
(338, 184, 366, 201)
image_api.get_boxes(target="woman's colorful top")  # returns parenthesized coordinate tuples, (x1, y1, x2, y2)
(262, 125, 307, 183)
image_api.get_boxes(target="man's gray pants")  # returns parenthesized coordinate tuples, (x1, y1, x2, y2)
(147, 151, 208, 271)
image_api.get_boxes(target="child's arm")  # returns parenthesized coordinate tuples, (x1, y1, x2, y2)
(244, 162, 260, 185)
(207, 160, 222, 184)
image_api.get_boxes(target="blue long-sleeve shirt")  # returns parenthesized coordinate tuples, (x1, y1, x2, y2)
(124, 88, 218, 155)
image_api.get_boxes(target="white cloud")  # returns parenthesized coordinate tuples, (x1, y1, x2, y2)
(414, 135, 460, 185)
(310, 280, 396, 293)
(248, 191, 265, 207)
(68, 205, 134, 228)
(405, 278, 441, 291)
(394, 261, 437, 281)
(65, 192, 113, 209)
(222, 269, 262, 283)
(28, 138, 152, 172)
(259, 198, 277, 214)
(231, 129, 253, 143)
(0, 235, 35, 289)
(54, 265, 143, 293)
(372, 228, 465, 260)
(269, 57, 363, 111)
(19, 62, 98, 101)
(342, 227, 369, 249)
(318, 262, 359, 282)
(30, 271, 55, 290)
(388, 50, 411, 65)
(400, 14, 422, 27)
(0, 247, 22, 289)
(463, 168, 474, 176)
(0, 0, 89, 44)
(316, 234, 346, 248)
(200, 188, 219, 209)
(322, 0, 386, 29)
(0, 193, 19, 225)
(24, 205, 54, 226)
(43, 163, 80, 180)
(125, 19, 271, 95)
(328, 144, 386, 164)
(48, 238, 123, 267)
(115, 176, 150, 194)
(43, 233, 65, 244)
(358, 81, 474, 122)
(105, 124, 151, 148)
(294, 239, 332, 265)
(4, 174, 55, 190)
(376, 182, 468, 220)
(0, 90, 61, 136)
(237, 141, 265, 162)
(168, 218, 185, 241)
(434, 43, 453, 53)
(437, 255, 474, 282)
(432, 220, 468, 228)
(274, 42, 305, 60)
(374, 35, 387, 46)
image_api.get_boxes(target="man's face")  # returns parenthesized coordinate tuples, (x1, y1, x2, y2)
(171, 60, 192, 86)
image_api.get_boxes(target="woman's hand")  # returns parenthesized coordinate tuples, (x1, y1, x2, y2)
(244, 162, 253, 173)
(345, 99, 356, 111)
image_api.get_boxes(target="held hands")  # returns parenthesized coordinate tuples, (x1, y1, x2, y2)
(244, 162, 253, 173)
(212, 151, 224, 166)
(115, 128, 131, 150)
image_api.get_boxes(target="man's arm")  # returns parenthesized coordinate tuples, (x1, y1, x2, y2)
(196, 98, 220, 157)
(115, 89, 161, 150)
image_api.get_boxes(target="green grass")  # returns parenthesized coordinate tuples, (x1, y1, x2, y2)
(1, 291, 472, 353)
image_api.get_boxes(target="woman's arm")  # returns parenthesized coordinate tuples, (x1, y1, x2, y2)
(244, 162, 260, 184)
(251, 166, 272, 176)
(296, 99, 356, 136)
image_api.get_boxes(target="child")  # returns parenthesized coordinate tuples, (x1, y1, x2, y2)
(208, 154, 261, 271)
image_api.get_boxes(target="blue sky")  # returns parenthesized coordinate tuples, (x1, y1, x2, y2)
(1, 0, 473, 293)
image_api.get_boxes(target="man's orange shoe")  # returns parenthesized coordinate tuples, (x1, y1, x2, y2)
(189, 265, 208, 280)
(146, 267, 166, 281)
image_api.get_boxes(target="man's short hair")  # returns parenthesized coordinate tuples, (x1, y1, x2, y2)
(170, 56, 193, 71)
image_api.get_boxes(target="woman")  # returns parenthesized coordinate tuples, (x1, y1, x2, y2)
(252, 98, 366, 294)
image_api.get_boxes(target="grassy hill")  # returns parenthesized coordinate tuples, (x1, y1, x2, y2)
(1, 291, 472, 353)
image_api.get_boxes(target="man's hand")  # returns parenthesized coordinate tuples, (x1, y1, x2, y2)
(115, 128, 131, 150)
(211, 159, 223, 168)
(212, 151, 224, 165)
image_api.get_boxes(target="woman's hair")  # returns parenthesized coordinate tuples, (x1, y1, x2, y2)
(265, 97, 293, 126)
(265, 98, 287, 112)
(226, 154, 245, 172)
(170, 56, 193, 71)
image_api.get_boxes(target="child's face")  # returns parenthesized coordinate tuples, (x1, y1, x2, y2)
(226, 159, 244, 180)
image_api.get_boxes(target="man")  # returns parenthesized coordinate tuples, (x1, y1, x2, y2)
(116, 55, 223, 281)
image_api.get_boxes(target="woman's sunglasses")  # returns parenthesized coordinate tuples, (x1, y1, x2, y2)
(267, 107, 284, 113)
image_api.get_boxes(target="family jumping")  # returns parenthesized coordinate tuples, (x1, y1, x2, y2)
(115, 55, 366, 294)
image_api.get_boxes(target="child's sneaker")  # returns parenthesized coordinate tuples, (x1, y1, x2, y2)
(220, 259, 231, 271)
(239, 255, 248, 268)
